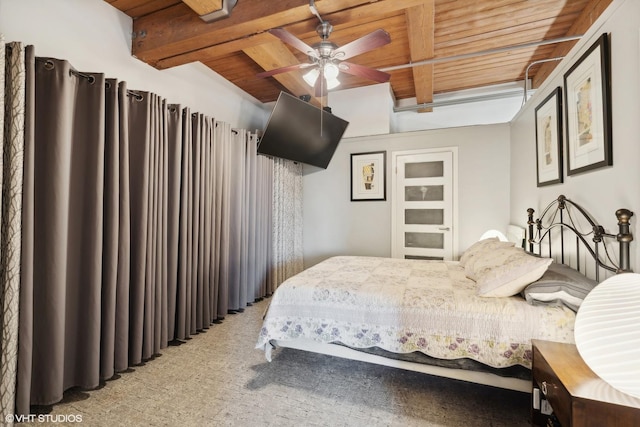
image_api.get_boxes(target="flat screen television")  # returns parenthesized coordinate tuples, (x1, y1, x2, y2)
(257, 91, 349, 169)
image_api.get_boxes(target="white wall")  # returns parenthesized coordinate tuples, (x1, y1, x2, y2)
(303, 124, 511, 267)
(0, 0, 268, 130)
(393, 82, 525, 133)
(509, 0, 640, 271)
(328, 83, 394, 137)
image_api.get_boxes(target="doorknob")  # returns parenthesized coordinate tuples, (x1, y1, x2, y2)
(438, 227, 450, 231)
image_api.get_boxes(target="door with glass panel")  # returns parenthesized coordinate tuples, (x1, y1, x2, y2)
(392, 149, 456, 260)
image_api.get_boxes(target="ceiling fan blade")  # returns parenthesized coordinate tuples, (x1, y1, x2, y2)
(339, 61, 391, 83)
(314, 69, 327, 97)
(333, 29, 391, 61)
(269, 28, 318, 58)
(256, 62, 314, 78)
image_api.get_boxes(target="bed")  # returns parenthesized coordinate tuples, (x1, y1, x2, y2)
(256, 195, 633, 392)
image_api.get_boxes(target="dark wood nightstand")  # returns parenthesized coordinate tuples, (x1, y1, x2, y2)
(531, 340, 640, 426)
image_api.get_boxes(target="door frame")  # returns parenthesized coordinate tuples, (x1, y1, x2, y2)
(391, 147, 459, 260)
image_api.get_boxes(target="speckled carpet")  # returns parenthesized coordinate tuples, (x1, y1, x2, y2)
(23, 298, 530, 426)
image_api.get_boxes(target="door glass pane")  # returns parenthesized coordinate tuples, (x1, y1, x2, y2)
(405, 255, 444, 261)
(405, 209, 444, 225)
(405, 232, 444, 249)
(405, 161, 444, 179)
(405, 185, 444, 201)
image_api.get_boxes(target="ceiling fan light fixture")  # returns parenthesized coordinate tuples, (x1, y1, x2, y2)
(302, 68, 341, 90)
(326, 76, 340, 90)
(324, 62, 339, 80)
(303, 68, 320, 86)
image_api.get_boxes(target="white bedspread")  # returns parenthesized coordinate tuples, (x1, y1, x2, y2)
(256, 256, 575, 369)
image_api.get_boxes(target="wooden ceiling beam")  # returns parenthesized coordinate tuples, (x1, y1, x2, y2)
(154, 0, 428, 69)
(133, 0, 426, 66)
(107, 0, 179, 18)
(406, 1, 434, 113)
(532, 0, 612, 88)
(181, 0, 223, 16)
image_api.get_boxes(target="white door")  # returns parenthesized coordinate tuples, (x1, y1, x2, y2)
(392, 149, 456, 260)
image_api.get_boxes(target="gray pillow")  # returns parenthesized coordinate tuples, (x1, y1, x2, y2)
(522, 262, 597, 312)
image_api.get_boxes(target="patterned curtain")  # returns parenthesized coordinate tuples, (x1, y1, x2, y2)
(270, 158, 304, 291)
(0, 39, 26, 426)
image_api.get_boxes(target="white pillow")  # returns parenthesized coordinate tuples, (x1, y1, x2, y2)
(471, 246, 552, 297)
(459, 237, 515, 268)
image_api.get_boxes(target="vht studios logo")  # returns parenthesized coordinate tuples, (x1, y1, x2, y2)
(5, 413, 83, 423)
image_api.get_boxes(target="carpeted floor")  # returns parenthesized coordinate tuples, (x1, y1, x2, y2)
(24, 298, 531, 426)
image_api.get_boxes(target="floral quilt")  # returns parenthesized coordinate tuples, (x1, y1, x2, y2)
(256, 256, 576, 369)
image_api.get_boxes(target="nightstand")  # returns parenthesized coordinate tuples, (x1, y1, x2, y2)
(531, 339, 640, 426)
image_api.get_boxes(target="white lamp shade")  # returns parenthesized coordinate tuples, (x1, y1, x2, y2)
(303, 69, 319, 86)
(326, 76, 340, 90)
(479, 229, 509, 242)
(574, 273, 640, 399)
(324, 62, 339, 79)
(302, 67, 340, 90)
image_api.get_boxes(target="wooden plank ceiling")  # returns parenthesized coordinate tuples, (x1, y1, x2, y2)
(106, 0, 611, 109)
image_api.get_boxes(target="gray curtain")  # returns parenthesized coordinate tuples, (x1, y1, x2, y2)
(101, 79, 131, 378)
(0, 41, 303, 417)
(17, 55, 107, 413)
(0, 40, 25, 427)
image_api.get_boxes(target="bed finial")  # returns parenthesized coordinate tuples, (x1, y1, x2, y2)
(616, 209, 634, 272)
(616, 208, 634, 226)
(527, 208, 535, 252)
(557, 194, 566, 209)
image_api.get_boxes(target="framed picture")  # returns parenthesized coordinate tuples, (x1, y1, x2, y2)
(350, 151, 386, 201)
(564, 33, 612, 176)
(535, 87, 563, 187)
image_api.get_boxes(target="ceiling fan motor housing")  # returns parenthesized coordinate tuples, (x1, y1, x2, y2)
(311, 40, 339, 61)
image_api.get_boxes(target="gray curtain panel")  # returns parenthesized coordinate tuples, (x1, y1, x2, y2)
(214, 121, 231, 318)
(165, 104, 182, 342)
(127, 90, 169, 364)
(17, 55, 106, 412)
(2, 42, 301, 417)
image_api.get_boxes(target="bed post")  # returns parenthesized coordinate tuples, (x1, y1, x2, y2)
(616, 208, 634, 272)
(527, 208, 535, 253)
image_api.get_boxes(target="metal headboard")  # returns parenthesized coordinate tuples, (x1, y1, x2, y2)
(527, 195, 633, 281)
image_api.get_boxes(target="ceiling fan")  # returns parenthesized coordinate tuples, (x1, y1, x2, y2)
(256, 0, 392, 97)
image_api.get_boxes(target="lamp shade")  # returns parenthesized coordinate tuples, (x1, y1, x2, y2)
(302, 67, 340, 90)
(324, 62, 339, 79)
(303, 69, 320, 86)
(574, 273, 640, 399)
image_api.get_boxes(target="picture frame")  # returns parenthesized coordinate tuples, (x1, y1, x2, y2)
(535, 87, 563, 187)
(563, 33, 612, 176)
(350, 151, 386, 201)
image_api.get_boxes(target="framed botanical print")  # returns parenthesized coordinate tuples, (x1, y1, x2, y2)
(350, 151, 386, 201)
(564, 33, 612, 175)
(535, 87, 563, 186)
